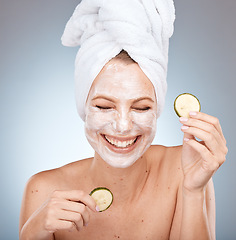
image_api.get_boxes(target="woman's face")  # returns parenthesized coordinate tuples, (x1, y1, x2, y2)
(85, 59, 157, 168)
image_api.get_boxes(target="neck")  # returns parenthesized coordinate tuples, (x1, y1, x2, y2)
(89, 152, 150, 204)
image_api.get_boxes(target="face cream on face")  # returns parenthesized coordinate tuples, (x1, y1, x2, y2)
(84, 59, 157, 168)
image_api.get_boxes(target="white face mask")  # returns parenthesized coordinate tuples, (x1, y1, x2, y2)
(84, 59, 158, 168)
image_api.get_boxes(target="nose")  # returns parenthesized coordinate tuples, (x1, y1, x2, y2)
(113, 110, 133, 134)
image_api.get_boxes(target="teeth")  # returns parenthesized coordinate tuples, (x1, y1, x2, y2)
(105, 136, 137, 148)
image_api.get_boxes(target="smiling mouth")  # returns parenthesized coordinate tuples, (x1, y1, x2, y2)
(103, 135, 139, 148)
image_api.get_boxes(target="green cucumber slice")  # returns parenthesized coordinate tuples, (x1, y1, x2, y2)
(89, 187, 113, 212)
(174, 93, 201, 118)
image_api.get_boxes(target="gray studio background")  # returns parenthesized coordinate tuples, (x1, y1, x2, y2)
(1, 0, 235, 239)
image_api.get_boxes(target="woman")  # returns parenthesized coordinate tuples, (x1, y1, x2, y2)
(19, 1, 227, 239)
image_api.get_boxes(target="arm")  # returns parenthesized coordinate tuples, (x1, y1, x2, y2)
(181, 179, 215, 240)
(170, 112, 227, 240)
(170, 178, 215, 240)
(19, 171, 97, 240)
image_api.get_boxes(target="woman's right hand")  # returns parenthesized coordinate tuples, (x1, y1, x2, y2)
(20, 190, 98, 240)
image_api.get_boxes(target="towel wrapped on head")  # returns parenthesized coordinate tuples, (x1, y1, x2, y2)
(61, 0, 175, 121)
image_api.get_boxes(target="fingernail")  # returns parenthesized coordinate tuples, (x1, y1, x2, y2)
(96, 206, 100, 212)
(179, 117, 188, 122)
(181, 125, 189, 130)
(189, 111, 197, 116)
(184, 137, 190, 142)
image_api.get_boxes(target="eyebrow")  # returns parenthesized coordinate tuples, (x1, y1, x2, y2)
(133, 97, 154, 103)
(92, 95, 116, 102)
(92, 95, 154, 103)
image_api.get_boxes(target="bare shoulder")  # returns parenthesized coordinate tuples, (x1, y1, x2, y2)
(25, 157, 92, 192)
(148, 144, 183, 168)
(146, 144, 183, 185)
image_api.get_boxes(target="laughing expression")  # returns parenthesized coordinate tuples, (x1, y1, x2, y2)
(84, 59, 158, 168)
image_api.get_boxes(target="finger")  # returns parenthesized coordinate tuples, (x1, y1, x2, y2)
(62, 201, 90, 227)
(57, 210, 84, 231)
(180, 123, 195, 142)
(185, 139, 220, 172)
(45, 219, 77, 233)
(52, 190, 97, 212)
(183, 132, 195, 146)
(180, 117, 225, 147)
(189, 112, 226, 144)
(181, 125, 220, 155)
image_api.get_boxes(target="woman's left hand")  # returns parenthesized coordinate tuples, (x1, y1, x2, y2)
(180, 111, 228, 192)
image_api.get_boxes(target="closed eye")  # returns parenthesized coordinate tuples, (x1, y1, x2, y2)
(133, 107, 151, 111)
(96, 105, 112, 110)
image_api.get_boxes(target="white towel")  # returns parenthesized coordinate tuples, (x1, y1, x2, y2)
(61, 0, 175, 121)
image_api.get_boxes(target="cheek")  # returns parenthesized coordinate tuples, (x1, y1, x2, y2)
(131, 111, 157, 133)
(85, 107, 116, 134)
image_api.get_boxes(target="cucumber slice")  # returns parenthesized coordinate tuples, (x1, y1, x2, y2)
(89, 187, 113, 212)
(174, 93, 201, 118)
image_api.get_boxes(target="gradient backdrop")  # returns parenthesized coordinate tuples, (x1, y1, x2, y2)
(1, 0, 235, 239)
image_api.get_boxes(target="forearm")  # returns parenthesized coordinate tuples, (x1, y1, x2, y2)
(179, 188, 212, 240)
